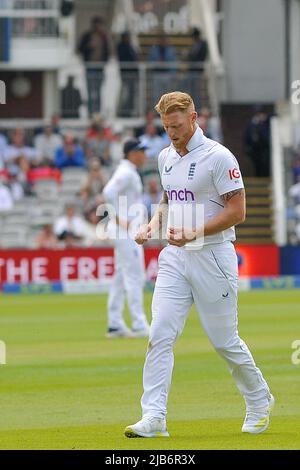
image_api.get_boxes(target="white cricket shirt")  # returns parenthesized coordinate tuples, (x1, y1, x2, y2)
(158, 126, 244, 250)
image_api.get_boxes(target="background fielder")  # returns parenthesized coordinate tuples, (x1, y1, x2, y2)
(103, 139, 150, 338)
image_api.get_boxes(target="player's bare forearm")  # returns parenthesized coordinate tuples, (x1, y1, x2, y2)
(135, 191, 168, 244)
(149, 191, 169, 234)
(202, 188, 246, 237)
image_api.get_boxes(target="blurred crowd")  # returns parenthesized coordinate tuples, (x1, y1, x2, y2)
(0, 108, 221, 249)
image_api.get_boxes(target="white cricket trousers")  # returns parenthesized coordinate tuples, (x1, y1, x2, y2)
(141, 241, 270, 418)
(108, 238, 149, 331)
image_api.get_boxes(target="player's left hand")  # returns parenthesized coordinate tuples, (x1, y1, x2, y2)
(167, 227, 197, 247)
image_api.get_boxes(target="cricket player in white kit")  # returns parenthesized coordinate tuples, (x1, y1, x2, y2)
(103, 139, 150, 338)
(125, 92, 274, 437)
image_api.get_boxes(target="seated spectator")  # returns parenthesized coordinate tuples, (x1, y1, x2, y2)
(135, 110, 165, 138)
(0, 174, 14, 212)
(110, 123, 127, 167)
(4, 128, 39, 174)
(34, 113, 62, 136)
(84, 206, 110, 246)
(84, 123, 112, 167)
(80, 159, 107, 209)
(36, 224, 58, 249)
(142, 179, 163, 220)
(34, 124, 63, 166)
(86, 115, 114, 141)
(54, 203, 88, 246)
(148, 34, 177, 65)
(140, 124, 167, 159)
(197, 107, 223, 143)
(55, 134, 86, 170)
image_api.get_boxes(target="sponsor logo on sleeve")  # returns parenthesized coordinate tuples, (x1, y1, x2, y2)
(229, 168, 241, 180)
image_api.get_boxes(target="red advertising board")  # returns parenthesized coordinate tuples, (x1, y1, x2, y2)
(235, 245, 279, 276)
(0, 245, 279, 285)
(0, 247, 161, 285)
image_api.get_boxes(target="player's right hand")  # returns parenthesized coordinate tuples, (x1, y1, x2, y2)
(134, 224, 151, 245)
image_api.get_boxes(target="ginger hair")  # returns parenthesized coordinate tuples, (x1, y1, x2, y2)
(155, 91, 195, 115)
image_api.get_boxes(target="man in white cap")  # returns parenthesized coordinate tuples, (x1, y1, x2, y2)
(103, 139, 150, 338)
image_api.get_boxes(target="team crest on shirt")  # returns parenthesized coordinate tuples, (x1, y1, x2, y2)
(188, 162, 196, 179)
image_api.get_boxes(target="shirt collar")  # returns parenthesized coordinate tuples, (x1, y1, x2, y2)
(186, 125, 204, 152)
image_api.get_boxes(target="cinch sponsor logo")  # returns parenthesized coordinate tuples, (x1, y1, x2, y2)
(167, 188, 195, 201)
(229, 168, 241, 180)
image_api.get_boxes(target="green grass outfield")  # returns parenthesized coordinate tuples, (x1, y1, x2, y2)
(0, 290, 299, 450)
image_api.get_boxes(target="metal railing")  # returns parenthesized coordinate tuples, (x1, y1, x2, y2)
(65, 61, 210, 119)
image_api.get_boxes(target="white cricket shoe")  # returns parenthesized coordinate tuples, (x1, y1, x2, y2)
(242, 394, 275, 434)
(124, 416, 169, 438)
(105, 327, 133, 338)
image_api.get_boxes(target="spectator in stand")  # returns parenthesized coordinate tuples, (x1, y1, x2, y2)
(55, 134, 86, 170)
(197, 107, 223, 143)
(135, 110, 164, 138)
(34, 114, 62, 137)
(140, 124, 167, 159)
(61, 76, 82, 119)
(78, 16, 110, 115)
(54, 203, 88, 247)
(148, 35, 177, 106)
(84, 123, 112, 168)
(142, 179, 163, 220)
(117, 31, 139, 117)
(0, 174, 13, 212)
(51, 114, 61, 134)
(4, 128, 39, 174)
(86, 115, 114, 141)
(34, 123, 63, 166)
(36, 224, 58, 249)
(80, 158, 107, 210)
(187, 27, 208, 69)
(186, 28, 208, 110)
(84, 207, 110, 246)
(244, 106, 271, 177)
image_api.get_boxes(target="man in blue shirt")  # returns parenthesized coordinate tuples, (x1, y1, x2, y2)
(55, 134, 85, 169)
